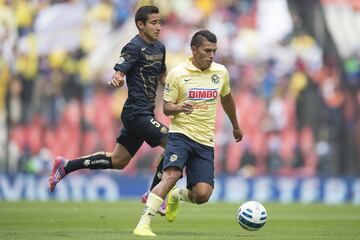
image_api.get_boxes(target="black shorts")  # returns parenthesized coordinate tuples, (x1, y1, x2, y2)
(163, 133, 215, 189)
(116, 114, 168, 156)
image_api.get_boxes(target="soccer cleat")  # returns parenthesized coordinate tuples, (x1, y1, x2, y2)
(49, 156, 67, 192)
(141, 192, 166, 216)
(165, 187, 179, 222)
(133, 224, 156, 237)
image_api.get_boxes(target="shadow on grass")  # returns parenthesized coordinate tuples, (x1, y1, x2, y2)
(156, 230, 259, 239)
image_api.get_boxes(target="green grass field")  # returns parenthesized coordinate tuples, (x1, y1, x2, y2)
(0, 201, 359, 240)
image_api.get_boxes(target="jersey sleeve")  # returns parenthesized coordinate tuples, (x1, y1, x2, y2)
(220, 68, 231, 97)
(113, 42, 140, 73)
(163, 69, 179, 103)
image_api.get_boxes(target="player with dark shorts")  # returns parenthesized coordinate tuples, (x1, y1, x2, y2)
(49, 5, 168, 214)
(134, 30, 243, 236)
(114, 31, 168, 156)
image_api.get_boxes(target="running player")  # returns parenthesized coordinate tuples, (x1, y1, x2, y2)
(133, 30, 243, 236)
(49, 5, 167, 214)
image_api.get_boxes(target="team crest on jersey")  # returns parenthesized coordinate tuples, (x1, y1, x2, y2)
(211, 74, 219, 84)
(118, 53, 129, 64)
(188, 88, 218, 100)
(118, 56, 125, 64)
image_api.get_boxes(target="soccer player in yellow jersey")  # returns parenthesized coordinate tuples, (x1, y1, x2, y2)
(133, 30, 243, 236)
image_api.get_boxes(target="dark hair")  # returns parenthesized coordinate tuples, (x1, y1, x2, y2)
(135, 5, 159, 28)
(190, 30, 217, 47)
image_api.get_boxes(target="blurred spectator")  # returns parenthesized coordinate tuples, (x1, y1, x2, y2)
(1, 0, 359, 177)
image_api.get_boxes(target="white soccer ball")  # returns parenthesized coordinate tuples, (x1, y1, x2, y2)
(236, 201, 267, 231)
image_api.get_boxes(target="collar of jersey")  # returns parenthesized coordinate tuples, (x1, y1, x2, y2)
(136, 34, 156, 46)
(184, 57, 214, 72)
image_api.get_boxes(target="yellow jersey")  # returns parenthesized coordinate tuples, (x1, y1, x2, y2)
(164, 57, 231, 147)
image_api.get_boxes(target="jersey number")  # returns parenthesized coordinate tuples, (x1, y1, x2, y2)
(150, 118, 160, 128)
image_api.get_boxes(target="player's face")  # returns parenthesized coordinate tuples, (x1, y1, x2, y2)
(191, 41, 217, 71)
(139, 13, 162, 42)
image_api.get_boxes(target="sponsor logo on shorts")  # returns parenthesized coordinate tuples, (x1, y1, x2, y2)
(160, 127, 168, 134)
(170, 154, 178, 162)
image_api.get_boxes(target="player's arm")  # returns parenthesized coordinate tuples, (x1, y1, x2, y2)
(109, 71, 125, 88)
(110, 42, 140, 88)
(220, 93, 243, 142)
(159, 71, 167, 86)
(163, 100, 193, 116)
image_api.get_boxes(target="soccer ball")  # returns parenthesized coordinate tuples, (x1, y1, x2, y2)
(236, 201, 267, 231)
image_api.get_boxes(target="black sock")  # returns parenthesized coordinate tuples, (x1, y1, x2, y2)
(149, 154, 164, 190)
(64, 151, 113, 174)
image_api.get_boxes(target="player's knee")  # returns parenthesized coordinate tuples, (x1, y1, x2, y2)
(193, 191, 211, 204)
(162, 174, 180, 185)
(162, 168, 181, 185)
(192, 186, 213, 204)
(111, 155, 130, 170)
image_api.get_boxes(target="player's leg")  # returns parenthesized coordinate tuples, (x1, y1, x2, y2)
(144, 116, 168, 190)
(165, 140, 215, 219)
(141, 154, 165, 213)
(159, 133, 192, 222)
(134, 167, 182, 236)
(139, 116, 168, 214)
(134, 133, 188, 236)
(49, 128, 143, 192)
(184, 182, 213, 204)
(149, 154, 165, 190)
(48, 151, 117, 192)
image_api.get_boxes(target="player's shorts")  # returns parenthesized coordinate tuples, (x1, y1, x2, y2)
(116, 114, 168, 156)
(163, 133, 214, 189)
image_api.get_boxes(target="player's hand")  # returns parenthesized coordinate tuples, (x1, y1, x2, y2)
(233, 127, 243, 142)
(181, 102, 193, 114)
(109, 71, 125, 88)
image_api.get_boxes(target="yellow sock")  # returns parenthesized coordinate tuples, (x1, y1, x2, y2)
(172, 187, 191, 203)
(136, 192, 163, 227)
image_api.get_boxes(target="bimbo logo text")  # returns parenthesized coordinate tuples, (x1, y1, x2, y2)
(189, 88, 218, 100)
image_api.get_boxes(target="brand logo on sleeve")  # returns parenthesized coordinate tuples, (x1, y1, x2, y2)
(188, 88, 218, 100)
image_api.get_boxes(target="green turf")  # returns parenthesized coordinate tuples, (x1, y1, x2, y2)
(0, 201, 359, 240)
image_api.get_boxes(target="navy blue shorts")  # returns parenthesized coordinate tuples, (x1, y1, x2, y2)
(116, 114, 168, 156)
(163, 133, 215, 189)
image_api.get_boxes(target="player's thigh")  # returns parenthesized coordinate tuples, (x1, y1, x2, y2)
(185, 143, 215, 190)
(136, 116, 168, 148)
(162, 133, 191, 173)
(116, 127, 143, 159)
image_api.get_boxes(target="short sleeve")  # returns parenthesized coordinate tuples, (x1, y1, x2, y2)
(113, 42, 140, 73)
(220, 68, 231, 97)
(163, 69, 179, 103)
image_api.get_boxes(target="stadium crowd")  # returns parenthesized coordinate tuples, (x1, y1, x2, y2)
(1, 0, 359, 176)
